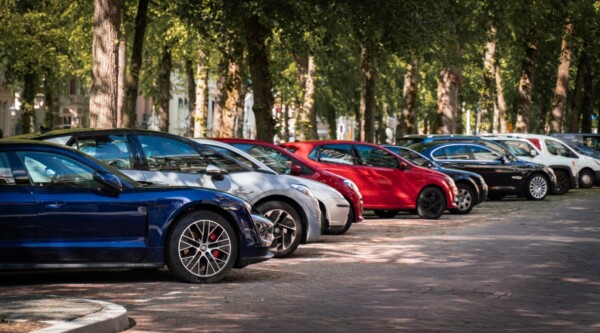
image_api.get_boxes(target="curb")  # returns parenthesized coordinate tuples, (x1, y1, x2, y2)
(32, 300, 129, 333)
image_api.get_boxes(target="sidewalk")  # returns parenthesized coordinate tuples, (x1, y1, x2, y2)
(0, 296, 129, 333)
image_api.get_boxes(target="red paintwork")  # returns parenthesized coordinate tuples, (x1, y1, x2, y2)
(216, 138, 364, 222)
(281, 140, 457, 212)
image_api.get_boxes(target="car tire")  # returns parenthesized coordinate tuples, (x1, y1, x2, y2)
(524, 173, 548, 200)
(552, 170, 571, 195)
(166, 210, 238, 284)
(256, 201, 303, 258)
(578, 169, 594, 189)
(417, 187, 446, 219)
(325, 204, 354, 235)
(374, 209, 400, 218)
(449, 183, 475, 214)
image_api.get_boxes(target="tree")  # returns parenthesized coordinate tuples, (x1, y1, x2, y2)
(550, 22, 574, 133)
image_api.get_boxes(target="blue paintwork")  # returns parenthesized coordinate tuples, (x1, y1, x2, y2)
(0, 140, 270, 269)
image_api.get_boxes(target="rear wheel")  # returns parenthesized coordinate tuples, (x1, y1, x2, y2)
(257, 201, 303, 258)
(449, 183, 475, 214)
(374, 209, 400, 218)
(417, 187, 446, 219)
(552, 170, 571, 195)
(524, 174, 548, 200)
(166, 211, 237, 283)
(578, 169, 594, 189)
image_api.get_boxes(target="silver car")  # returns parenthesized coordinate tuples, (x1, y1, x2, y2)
(192, 139, 352, 234)
(35, 129, 321, 258)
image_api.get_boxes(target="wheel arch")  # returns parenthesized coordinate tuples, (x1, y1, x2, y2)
(418, 184, 450, 209)
(453, 178, 480, 204)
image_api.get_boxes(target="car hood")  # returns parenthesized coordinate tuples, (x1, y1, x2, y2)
(279, 174, 345, 200)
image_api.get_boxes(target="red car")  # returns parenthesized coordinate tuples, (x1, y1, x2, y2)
(281, 140, 457, 219)
(216, 138, 363, 233)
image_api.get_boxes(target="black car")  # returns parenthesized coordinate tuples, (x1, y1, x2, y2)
(411, 142, 557, 201)
(384, 145, 488, 214)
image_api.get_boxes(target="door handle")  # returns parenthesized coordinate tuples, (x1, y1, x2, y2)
(43, 201, 65, 208)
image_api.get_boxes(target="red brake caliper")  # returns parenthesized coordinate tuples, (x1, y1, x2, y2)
(209, 232, 220, 258)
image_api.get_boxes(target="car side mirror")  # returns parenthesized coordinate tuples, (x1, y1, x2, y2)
(290, 165, 302, 176)
(93, 171, 123, 193)
(530, 150, 538, 157)
(204, 164, 227, 181)
(399, 161, 408, 170)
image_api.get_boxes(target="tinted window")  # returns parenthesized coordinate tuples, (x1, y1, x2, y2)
(0, 153, 15, 185)
(393, 148, 431, 167)
(442, 146, 469, 160)
(234, 144, 294, 174)
(316, 144, 357, 165)
(499, 140, 533, 157)
(469, 145, 499, 161)
(73, 135, 132, 169)
(139, 135, 207, 173)
(355, 145, 399, 168)
(17, 151, 99, 189)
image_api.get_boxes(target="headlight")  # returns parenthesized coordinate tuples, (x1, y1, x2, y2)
(343, 179, 361, 196)
(252, 214, 274, 247)
(291, 183, 315, 198)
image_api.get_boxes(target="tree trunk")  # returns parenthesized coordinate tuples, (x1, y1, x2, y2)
(306, 55, 318, 139)
(436, 67, 461, 134)
(156, 45, 171, 132)
(193, 48, 209, 138)
(515, 37, 538, 133)
(293, 53, 310, 141)
(495, 63, 507, 133)
(122, 0, 148, 128)
(360, 45, 377, 143)
(483, 20, 497, 133)
(90, 0, 120, 129)
(244, 14, 275, 142)
(116, 34, 126, 127)
(550, 22, 574, 133)
(186, 59, 196, 137)
(399, 58, 418, 137)
(581, 51, 593, 133)
(123, 0, 149, 129)
(221, 51, 243, 138)
(211, 56, 228, 137)
(569, 46, 587, 133)
(19, 73, 37, 133)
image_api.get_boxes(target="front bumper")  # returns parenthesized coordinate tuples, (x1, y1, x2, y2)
(321, 197, 351, 230)
(595, 171, 600, 185)
(236, 250, 274, 268)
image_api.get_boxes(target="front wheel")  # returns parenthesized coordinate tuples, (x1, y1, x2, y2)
(552, 170, 571, 195)
(578, 169, 594, 189)
(257, 201, 303, 258)
(417, 187, 446, 219)
(449, 183, 475, 214)
(166, 211, 238, 283)
(524, 174, 548, 200)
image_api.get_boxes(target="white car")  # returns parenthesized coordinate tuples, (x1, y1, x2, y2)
(491, 134, 600, 190)
(35, 129, 322, 258)
(192, 139, 352, 235)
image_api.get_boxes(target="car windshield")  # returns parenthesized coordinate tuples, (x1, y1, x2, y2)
(573, 145, 600, 158)
(386, 146, 435, 168)
(73, 149, 140, 186)
(230, 143, 294, 175)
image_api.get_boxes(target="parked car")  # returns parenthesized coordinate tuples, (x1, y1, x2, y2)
(216, 138, 363, 230)
(31, 129, 321, 258)
(281, 140, 457, 219)
(410, 142, 557, 201)
(399, 134, 575, 195)
(550, 133, 600, 153)
(383, 145, 488, 214)
(0, 140, 273, 283)
(496, 134, 600, 189)
(192, 138, 354, 235)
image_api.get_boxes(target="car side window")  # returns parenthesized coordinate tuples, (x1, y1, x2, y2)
(501, 141, 531, 157)
(0, 153, 15, 185)
(545, 140, 576, 158)
(316, 144, 357, 165)
(138, 135, 208, 173)
(73, 135, 132, 169)
(16, 151, 99, 189)
(355, 145, 399, 168)
(443, 145, 469, 160)
(469, 145, 499, 161)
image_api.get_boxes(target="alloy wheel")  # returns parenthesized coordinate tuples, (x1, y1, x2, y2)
(178, 219, 232, 278)
(455, 187, 473, 212)
(264, 209, 298, 254)
(528, 175, 548, 199)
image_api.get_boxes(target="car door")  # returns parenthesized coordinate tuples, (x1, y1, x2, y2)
(466, 145, 521, 191)
(353, 144, 409, 208)
(0, 152, 37, 263)
(15, 150, 148, 263)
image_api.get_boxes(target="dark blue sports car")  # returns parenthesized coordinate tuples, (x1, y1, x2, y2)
(0, 140, 273, 283)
